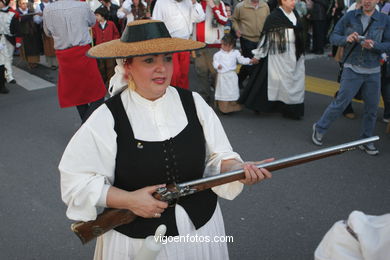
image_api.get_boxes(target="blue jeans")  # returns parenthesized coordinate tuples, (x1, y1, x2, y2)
(316, 68, 381, 138)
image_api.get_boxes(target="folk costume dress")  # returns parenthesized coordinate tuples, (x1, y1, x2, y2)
(0, 7, 19, 84)
(239, 7, 305, 119)
(213, 49, 251, 113)
(59, 86, 244, 259)
(17, 6, 42, 66)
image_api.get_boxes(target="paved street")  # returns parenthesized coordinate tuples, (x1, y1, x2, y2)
(0, 54, 389, 260)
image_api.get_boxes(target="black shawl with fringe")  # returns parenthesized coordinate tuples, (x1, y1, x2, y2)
(260, 7, 304, 60)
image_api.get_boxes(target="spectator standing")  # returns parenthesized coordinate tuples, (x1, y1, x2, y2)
(213, 34, 256, 113)
(95, 0, 121, 32)
(43, 0, 107, 122)
(193, 0, 228, 103)
(380, 1, 390, 123)
(223, 2, 233, 35)
(92, 8, 120, 87)
(118, 0, 150, 24)
(153, 0, 205, 90)
(380, 54, 390, 123)
(310, 0, 329, 54)
(0, 0, 20, 93)
(239, 0, 305, 119)
(232, 0, 270, 89)
(34, 0, 58, 70)
(117, 0, 151, 33)
(17, 0, 42, 69)
(328, 0, 345, 56)
(296, 0, 310, 51)
(312, 0, 390, 155)
(0, 0, 20, 86)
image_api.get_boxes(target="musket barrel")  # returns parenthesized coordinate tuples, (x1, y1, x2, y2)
(178, 136, 379, 188)
(71, 136, 379, 244)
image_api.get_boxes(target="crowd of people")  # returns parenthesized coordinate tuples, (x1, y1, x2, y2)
(1, 0, 389, 122)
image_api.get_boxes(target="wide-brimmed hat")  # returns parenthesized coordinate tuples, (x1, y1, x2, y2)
(88, 20, 206, 59)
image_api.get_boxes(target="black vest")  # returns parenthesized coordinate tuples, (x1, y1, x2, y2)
(105, 88, 218, 238)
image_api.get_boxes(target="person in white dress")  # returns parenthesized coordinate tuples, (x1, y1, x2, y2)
(59, 19, 273, 260)
(213, 34, 257, 114)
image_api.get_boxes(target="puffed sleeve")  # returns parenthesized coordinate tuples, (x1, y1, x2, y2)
(212, 51, 221, 70)
(58, 105, 117, 221)
(192, 92, 244, 200)
(235, 50, 252, 65)
(191, 2, 206, 23)
(252, 35, 268, 59)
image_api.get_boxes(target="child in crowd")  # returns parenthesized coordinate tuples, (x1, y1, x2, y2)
(224, 3, 233, 35)
(92, 8, 120, 87)
(213, 34, 257, 114)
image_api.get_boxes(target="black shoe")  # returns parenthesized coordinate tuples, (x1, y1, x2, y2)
(9, 79, 16, 84)
(0, 86, 10, 94)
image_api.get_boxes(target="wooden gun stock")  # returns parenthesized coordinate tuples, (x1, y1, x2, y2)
(71, 209, 136, 244)
(70, 136, 379, 244)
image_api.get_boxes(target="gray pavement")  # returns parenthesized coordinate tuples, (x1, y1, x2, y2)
(0, 55, 389, 260)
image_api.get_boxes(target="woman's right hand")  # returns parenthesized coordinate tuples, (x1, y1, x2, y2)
(127, 185, 169, 218)
(106, 184, 168, 219)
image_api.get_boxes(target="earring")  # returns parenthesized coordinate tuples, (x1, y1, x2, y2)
(128, 77, 136, 90)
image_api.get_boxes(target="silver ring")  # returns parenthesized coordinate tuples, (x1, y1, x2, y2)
(154, 213, 161, 218)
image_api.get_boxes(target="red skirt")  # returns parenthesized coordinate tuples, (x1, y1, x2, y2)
(56, 45, 106, 108)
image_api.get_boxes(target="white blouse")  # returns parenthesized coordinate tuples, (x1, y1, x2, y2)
(59, 86, 244, 221)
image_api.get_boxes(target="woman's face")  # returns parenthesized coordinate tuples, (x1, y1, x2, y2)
(125, 54, 173, 101)
(281, 0, 295, 12)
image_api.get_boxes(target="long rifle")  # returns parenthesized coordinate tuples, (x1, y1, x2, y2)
(71, 136, 379, 244)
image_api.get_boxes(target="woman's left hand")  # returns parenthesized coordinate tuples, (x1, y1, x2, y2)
(239, 159, 273, 185)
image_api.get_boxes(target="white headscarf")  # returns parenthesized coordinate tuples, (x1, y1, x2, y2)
(108, 59, 128, 96)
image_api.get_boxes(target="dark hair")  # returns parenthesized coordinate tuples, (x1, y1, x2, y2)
(94, 7, 109, 20)
(221, 34, 236, 47)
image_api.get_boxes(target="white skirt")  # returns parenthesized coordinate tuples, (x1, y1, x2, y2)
(93, 203, 229, 260)
(215, 71, 239, 102)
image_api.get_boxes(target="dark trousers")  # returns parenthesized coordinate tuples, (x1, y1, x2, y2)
(238, 37, 258, 89)
(381, 76, 390, 119)
(0, 65, 5, 88)
(76, 97, 105, 123)
(0, 65, 7, 93)
(312, 20, 327, 54)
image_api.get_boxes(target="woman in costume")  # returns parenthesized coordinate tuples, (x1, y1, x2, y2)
(59, 20, 272, 259)
(239, 0, 305, 120)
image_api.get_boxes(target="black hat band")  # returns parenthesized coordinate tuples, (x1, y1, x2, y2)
(120, 22, 171, 43)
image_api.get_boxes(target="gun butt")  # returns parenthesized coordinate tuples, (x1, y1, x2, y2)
(70, 209, 137, 244)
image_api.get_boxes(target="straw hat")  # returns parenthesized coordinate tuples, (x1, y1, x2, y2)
(88, 20, 206, 59)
